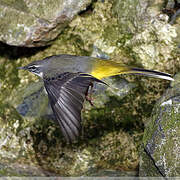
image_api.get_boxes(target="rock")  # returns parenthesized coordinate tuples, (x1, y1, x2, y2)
(112, 0, 178, 71)
(0, 0, 91, 47)
(163, 0, 180, 47)
(87, 169, 137, 177)
(0, 103, 140, 176)
(15, 81, 50, 118)
(140, 73, 180, 177)
(112, 0, 150, 34)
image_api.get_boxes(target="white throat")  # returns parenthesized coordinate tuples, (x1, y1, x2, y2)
(34, 71, 44, 78)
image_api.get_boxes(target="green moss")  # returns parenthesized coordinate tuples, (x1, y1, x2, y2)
(112, 0, 143, 34)
(0, 103, 21, 127)
(0, 0, 28, 12)
(0, 168, 21, 176)
(143, 98, 180, 145)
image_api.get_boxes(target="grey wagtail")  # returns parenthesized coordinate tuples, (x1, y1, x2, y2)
(18, 54, 174, 142)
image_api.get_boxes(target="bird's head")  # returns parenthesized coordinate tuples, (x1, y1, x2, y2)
(18, 60, 45, 78)
(18, 55, 70, 78)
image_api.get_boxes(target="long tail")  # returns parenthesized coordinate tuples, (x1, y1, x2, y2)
(91, 59, 174, 81)
(127, 67, 174, 81)
(91, 60, 174, 81)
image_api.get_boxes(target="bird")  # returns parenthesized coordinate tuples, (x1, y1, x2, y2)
(18, 54, 174, 143)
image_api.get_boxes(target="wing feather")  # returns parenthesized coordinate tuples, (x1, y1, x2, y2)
(58, 97, 80, 129)
(44, 72, 105, 142)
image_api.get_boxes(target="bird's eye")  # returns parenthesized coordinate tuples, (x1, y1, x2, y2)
(29, 66, 36, 69)
(29, 66, 36, 70)
(27, 65, 38, 72)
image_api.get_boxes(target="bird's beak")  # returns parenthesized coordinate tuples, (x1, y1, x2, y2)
(17, 66, 26, 70)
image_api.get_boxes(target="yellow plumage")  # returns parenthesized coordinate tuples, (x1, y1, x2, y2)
(91, 60, 131, 79)
(90, 59, 173, 81)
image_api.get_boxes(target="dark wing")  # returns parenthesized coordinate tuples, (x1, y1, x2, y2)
(44, 72, 105, 143)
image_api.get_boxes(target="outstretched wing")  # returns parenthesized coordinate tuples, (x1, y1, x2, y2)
(44, 72, 104, 143)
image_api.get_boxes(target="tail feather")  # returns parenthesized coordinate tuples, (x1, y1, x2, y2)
(129, 67, 174, 81)
(91, 59, 174, 81)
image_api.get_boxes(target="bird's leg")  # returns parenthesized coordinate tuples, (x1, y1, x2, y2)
(85, 82, 94, 106)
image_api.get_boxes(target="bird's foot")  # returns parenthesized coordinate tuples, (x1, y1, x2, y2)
(85, 95, 94, 106)
(85, 82, 94, 106)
